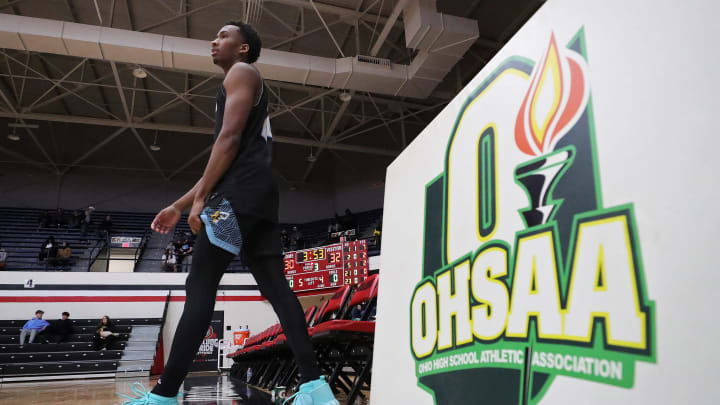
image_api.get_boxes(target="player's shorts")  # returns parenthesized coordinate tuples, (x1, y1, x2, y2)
(200, 193, 243, 256)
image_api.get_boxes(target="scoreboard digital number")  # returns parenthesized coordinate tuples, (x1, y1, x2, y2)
(283, 239, 369, 292)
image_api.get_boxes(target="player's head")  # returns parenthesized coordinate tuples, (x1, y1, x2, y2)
(212, 21, 261, 66)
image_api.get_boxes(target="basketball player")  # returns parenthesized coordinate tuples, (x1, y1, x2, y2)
(120, 22, 337, 405)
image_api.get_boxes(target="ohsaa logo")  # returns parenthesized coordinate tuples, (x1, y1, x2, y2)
(409, 28, 655, 404)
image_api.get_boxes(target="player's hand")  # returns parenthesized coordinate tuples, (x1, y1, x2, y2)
(151, 205, 181, 234)
(188, 199, 204, 235)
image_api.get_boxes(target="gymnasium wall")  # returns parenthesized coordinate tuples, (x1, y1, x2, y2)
(373, 0, 720, 404)
(0, 163, 384, 223)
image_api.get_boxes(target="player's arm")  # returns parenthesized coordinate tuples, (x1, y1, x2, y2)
(188, 63, 260, 233)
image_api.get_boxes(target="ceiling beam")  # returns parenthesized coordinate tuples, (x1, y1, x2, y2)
(138, 0, 228, 32)
(266, 0, 399, 27)
(0, 111, 400, 156)
(302, 90, 354, 181)
(369, 0, 407, 56)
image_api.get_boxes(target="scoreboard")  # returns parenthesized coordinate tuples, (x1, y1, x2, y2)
(283, 239, 369, 293)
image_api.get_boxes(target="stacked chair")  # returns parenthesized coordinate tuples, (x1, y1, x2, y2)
(228, 274, 379, 404)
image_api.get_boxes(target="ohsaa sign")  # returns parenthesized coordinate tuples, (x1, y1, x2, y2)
(407, 28, 655, 405)
(375, 0, 720, 404)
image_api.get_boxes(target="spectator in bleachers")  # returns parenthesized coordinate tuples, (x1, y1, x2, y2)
(44, 311, 74, 343)
(56, 242, 72, 270)
(37, 210, 49, 229)
(162, 242, 178, 272)
(280, 229, 290, 252)
(93, 315, 118, 350)
(327, 217, 340, 237)
(19, 310, 49, 344)
(81, 206, 95, 235)
(373, 226, 382, 248)
(177, 237, 193, 272)
(70, 210, 83, 229)
(351, 304, 364, 320)
(0, 242, 7, 269)
(39, 236, 57, 261)
(290, 226, 303, 251)
(99, 215, 113, 237)
(367, 304, 376, 321)
(51, 208, 66, 228)
(342, 208, 357, 232)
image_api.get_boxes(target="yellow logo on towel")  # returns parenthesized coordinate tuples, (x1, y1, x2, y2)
(210, 210, 230, 223)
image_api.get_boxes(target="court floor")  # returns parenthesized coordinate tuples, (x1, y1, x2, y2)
(0, 374, 274, 405)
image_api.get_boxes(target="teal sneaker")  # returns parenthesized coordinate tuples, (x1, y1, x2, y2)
(283, 376, 339, 405)
(117, 382, 182, 405)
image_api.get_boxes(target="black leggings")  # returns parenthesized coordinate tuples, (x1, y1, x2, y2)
(152, 217, 320, 397)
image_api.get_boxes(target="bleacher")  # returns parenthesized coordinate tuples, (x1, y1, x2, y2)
(0, 317, 163, 382)
(0, 207, 152, 272)
(228, 274, 379, 404)
(0, 206, 381, 272)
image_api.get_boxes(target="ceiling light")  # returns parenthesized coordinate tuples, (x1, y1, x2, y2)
(133, 67, 147, 79)
(339, 92, 352, 102)
(150, 130, 161, 151)
(7, 123, 19, 141)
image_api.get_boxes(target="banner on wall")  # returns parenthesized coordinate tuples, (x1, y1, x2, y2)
(373, 0, 720, 404)
(190, 310, 223, 372)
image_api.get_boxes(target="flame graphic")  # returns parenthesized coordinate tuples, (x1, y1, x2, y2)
(515, 33, 589, 156)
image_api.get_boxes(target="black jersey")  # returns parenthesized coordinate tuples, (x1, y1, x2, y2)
(212, 73, 278, 223)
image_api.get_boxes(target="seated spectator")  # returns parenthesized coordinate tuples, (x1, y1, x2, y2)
(93, 315, 118, 350)
(19, 310, 49, 345)
(0, 243, 7, 269)
(51, 208, 66, 228)
(38, 210, 49, 229)
(372, 222, 382, 249)
(161, 243, 178, 272)
(70, 210, 82, 229)
(327, 218, 340, 234)
(44, 311, 74, 343)
(280, 229, 290, 252)
(39, 236, 57, 261)
(99, 215, 113, 236)
(367, 304, 376, 321)
(342, 209, 357, 232)
(56, 242, 72, 270)
(290, 226, 303, 251)
(350, 304, 364, 320)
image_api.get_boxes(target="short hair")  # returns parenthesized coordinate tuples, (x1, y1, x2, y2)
(62, 312, 70, 316)
(225, 21, 261, 64)
(35, 310, 44, 315)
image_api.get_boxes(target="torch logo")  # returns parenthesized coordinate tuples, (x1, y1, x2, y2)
(515, 33, 589, 228)
(409, 27, 656, 405)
